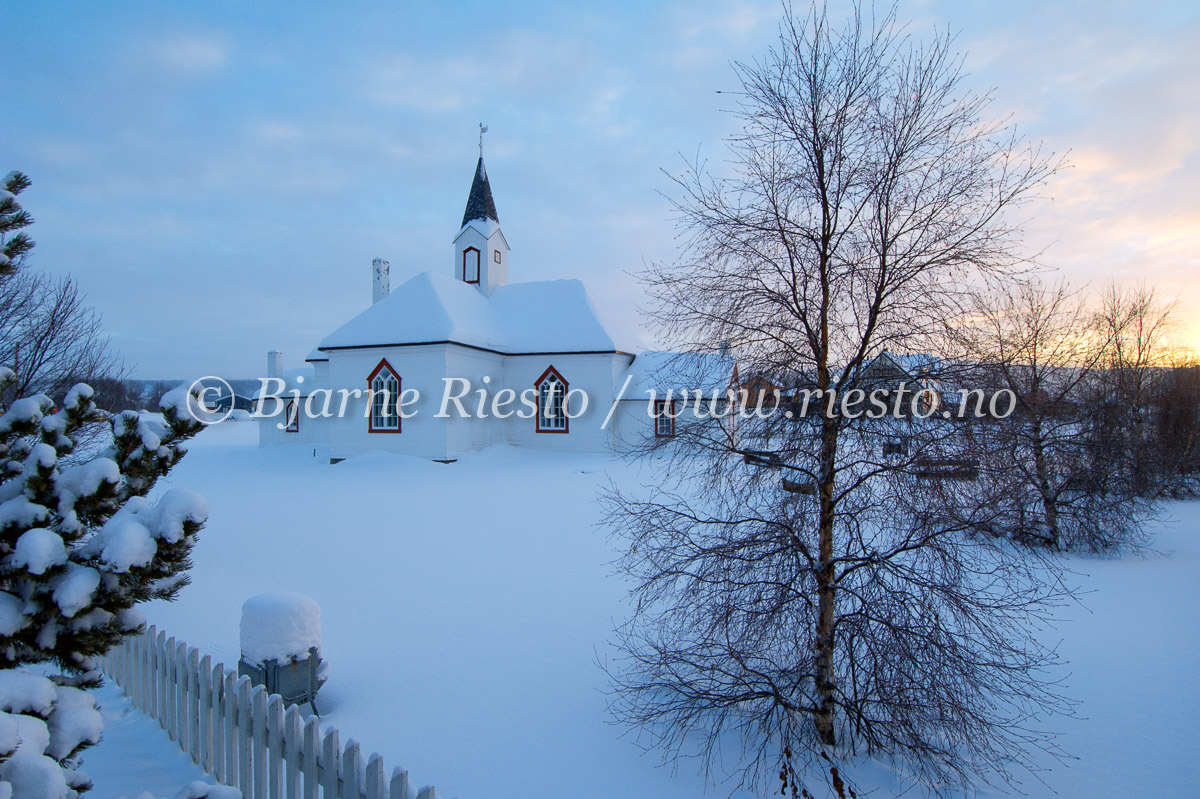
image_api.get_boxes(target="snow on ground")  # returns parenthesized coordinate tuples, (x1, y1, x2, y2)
(84, 680, 214, 798)
(83, 420, 1200, 798)
(117, 421, 726, 799)
(1040, 502, 1200, 797)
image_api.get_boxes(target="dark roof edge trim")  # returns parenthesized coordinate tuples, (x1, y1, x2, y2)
(318, 340, 635, 358)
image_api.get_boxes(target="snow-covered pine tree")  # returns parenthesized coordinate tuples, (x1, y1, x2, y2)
(0, 171, 35, 277)
(0, 367, 211, 797)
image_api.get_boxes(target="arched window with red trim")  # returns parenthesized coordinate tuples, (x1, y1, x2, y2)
(462, 247, 480, 284)
(535, 366, 568, 433)
(368, 359, 401, 433)
(284, 399, 300, 433)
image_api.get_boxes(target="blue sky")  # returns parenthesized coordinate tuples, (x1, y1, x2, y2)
(4, 0, 1197, 378)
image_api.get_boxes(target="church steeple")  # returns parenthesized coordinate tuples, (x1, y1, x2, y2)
(461, 157, 499, 228)
(453, 145, 509, 297)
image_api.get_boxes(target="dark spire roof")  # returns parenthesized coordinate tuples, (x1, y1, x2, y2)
(460, 157, 499, 228)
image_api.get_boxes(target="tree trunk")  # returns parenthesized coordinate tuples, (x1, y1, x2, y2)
(1031, 418, 1060, 549)
(813, 413, 839, 746)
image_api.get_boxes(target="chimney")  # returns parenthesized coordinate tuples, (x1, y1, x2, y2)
(719, 340, 731, 358)
(267, 350, 283, 379)
(373, 258, 390, 304)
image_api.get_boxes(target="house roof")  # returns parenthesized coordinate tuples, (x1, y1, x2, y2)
(623, 351, 735, 397)
(318, 271, 643, 355)
(460, 157, 499, 228)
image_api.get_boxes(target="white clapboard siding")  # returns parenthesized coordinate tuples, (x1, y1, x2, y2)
(100, 628, 443, 799)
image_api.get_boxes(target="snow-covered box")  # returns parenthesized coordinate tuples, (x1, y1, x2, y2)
(238, 592, 328, 711)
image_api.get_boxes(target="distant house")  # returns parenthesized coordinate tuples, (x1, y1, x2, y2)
(258, 156, 734, 461)
(206, 391, 255, 410)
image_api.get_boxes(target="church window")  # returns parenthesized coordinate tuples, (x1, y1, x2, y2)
(463, 247, 480, 284)
(493, 250, 502, 264)
(535, 367, 568, 433)
(654, 400, 676, 437)
(368, 359, 402, 433)
(284, 400, 299, 433)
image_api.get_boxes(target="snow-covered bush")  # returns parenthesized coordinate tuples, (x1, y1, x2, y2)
(0, 368, 209, 796)
(0, 671, 103, 798)
(118, 781, 242, 799)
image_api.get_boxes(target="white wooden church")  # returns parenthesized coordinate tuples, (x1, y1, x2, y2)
(258, 154, 733, 461)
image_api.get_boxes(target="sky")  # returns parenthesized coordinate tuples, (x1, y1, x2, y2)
(3, 0, 1197, 379)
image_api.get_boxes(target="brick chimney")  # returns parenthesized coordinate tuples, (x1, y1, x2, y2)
(373, 258, 390, 304)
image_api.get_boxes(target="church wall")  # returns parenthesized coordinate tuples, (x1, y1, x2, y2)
(501, 353, 634, 454)
(442, 346, 509, 457)
(611, 399, 656, 452)
(322, 345, 453, 461)
(261, 346, 651, 461)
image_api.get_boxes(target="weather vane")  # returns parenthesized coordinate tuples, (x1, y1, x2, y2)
(479, 122, 488, 157)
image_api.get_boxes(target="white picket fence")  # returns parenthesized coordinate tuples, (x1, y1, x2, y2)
(98, 626, 440, 799)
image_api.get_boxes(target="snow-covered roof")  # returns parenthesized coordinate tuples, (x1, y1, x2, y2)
(305, 348, 328, 363)
(455, 217, 504, 242)
(885, 352, 940, 377)
(318, 271, 642, 355)
(623, 351, 735, 397)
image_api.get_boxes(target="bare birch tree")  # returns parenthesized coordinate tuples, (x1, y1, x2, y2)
(1090, 282, 1185, 496)
(603, 4, 1069, 795)
(0, 171, 126, 409)
(960, 279, 1161, 552)
(0, 272, 126, 407)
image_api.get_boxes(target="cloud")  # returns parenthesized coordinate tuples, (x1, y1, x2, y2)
(362, 29, 602, 113)
(153, 34, 229, 72)
(943, 2, 1200, 340)
(8, 0, 1198, 375)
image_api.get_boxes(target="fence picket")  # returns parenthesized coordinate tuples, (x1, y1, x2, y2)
(165, 637, 177, 740)
(388, 768, 409, 799)
(116, 636, 125, 691)
(118, 633, 127, 691)
(140, 631, 150, 711)
(157, 631, 169, 731)
(132, 631, 143, 710)
(199, 654, 213, 771)
(175, 641, 188, 752)
(237, 676, 253, 793)
(211, 662, 226, 782)
(320, 728, 340, 799)
(99, 629, 448, 799)
(147, 626, 159, 719)
(365, 754, 385, 799)
(284, 705, 302, 799)
(188, 647, 201, 763)
(267, 694, 284, 799)
(302, 716, 320, 799)
(342, 740, 361, 799)
(124, 636, 134, 704)
(221, 670, 236, 784)
(252, 686, 268, 799)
